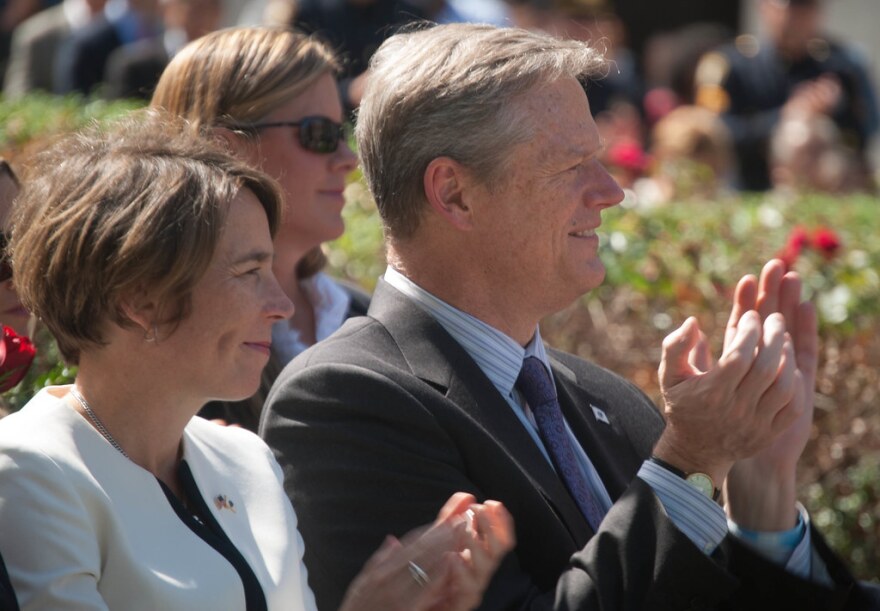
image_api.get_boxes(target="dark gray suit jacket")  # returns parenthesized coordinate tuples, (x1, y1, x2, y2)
(261, 280, 865, 611)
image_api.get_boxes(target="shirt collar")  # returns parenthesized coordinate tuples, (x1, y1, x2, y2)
(384, 266, 551, 398)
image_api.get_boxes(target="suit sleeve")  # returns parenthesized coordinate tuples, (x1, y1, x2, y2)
(0, 446, 109, 610)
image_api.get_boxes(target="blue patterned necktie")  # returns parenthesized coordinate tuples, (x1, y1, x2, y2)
(516, 356, 604, 530)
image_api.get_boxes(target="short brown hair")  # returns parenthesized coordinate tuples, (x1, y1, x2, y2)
(151, 26, 338, 277)
(356, 23, 607, 242)
(9, 110, 283, 364)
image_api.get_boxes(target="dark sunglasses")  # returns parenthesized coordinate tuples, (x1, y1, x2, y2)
(0, 232, 11, 283)
(242, 116, 350, 154)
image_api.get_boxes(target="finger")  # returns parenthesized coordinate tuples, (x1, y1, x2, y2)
(754, 336, 798, 426)
(717, 310, 762, 381)
(464, 510, 495, 574)
(403, 524, 468, 598)
(399, 520, 466, 581)
(435, 492, 477, 523)
(755, 259, 786, 320)
(407, 559, 453, 611)
(725, 274, 758, 350)
(688, 328, 712, 373)
(441, 553, 483, 611)
(739, 313, 788, 399)
(777, 272, 801, 328)
(770, 376, 806, 437)
(795, 301, 818, 381)
(659, 317, 702, 389)
(483, 501, 516, 554)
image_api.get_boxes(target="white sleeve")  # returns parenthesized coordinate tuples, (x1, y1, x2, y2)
(0, 445, 109, 611)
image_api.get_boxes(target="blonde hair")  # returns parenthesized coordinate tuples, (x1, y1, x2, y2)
(152, 26, 339, 130)
(10, 110, 283, 364)
(151, 26, 338, 277)
(356, 23, 607, 241)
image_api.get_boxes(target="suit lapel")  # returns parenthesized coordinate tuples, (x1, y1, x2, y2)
(368, 281, 593, 543)
(551, 357, 644, 503)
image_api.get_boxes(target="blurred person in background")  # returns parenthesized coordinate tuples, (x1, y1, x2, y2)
(102, 0, 222, 99)
(552, 0, 641, 117)
(695, 0, 879, 191)
(770, 111, 871, 194)
(151, 27, 363, 430)
(640, 23, 732, 126)
(0, 110, 513, 610)
(291, 0, 509, 113)
(501, 0, 556, 31)
(3, 0, 106, 95)
(290, 0, 429, 112)
(0, 0, 43, 76)
(52, 0, 161, 94)
(634, 104, 735, 205)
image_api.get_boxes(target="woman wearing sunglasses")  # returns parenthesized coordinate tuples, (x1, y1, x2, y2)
(151, 27, 363, 430)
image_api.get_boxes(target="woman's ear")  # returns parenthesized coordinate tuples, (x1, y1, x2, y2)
(422, 156, 475, 232)
(117, 288, 159, 340)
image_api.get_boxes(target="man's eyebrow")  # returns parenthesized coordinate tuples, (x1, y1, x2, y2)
(558, 142, 606, 163)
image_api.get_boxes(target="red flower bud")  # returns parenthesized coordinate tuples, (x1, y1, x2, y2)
(813, 227, 841, 260)
(787, 226, 812, 252)
(776, 225, 811, 271)
(0, 325, 36, 392)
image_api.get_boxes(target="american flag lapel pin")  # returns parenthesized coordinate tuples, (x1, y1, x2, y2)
(591, 404, 610, 424)
(214, 494, 236, 512)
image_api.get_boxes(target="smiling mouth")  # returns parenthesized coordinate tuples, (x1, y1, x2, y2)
(244, 341, 272, 354)
(569, 229, 597, 238)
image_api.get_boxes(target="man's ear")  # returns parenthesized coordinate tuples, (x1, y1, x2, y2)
(423, 156, 475, 231)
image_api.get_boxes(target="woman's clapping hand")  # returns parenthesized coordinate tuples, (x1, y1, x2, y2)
(339, 492, 514, 611)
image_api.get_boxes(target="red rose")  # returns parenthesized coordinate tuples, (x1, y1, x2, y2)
(0, 325, 36, 392)
(777, 226, 811, 270)
(813, 227, 841, 260)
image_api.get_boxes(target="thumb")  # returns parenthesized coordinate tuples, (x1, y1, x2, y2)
(660, 317, 702, 390)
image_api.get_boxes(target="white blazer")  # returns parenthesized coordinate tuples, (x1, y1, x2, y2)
(0, 386, 318, 611)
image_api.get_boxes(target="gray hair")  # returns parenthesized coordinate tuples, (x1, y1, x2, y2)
(355, 23, 607, 242)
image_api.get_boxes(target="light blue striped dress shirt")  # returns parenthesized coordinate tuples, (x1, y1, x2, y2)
(384, 267, 815, 578)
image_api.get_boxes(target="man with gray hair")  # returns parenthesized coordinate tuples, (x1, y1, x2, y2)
(262, 23, 867, 610)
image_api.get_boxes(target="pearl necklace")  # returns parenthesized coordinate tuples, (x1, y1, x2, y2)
(70, 386, 130, 459)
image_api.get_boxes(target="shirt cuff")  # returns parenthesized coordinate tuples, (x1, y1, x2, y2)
(729, 502, 821, 581)
(638, 460, 727, 554)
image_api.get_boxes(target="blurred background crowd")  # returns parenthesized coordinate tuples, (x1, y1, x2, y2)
(1, 0, 878, 200)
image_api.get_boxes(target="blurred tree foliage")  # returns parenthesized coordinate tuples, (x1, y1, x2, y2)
(3, 95, 878, 580)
